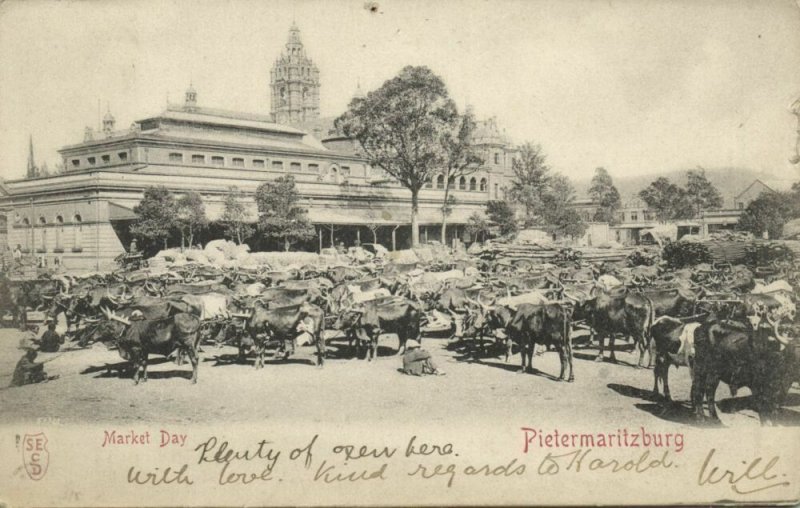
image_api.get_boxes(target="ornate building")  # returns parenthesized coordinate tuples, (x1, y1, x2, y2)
(0, 24, 518, 272)
(270, 22, 320, 127)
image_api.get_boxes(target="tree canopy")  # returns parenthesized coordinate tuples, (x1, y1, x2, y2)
(175, 191, 208, 249)
(438, 109, 483, 242)
(255, 175, 315, 251)
(335, 65, 459, 246)
(638, 177, 693, 222)
(130, 186, 177, 252)
(486, 200, 518, 237)
(220, 186, 254, 245)
(686, 168, 723, 216)
(507, 143, 551, 220)
(738, 186, 800, 239)
(466, 212, 490, 242)
(588, 167, 621, 224)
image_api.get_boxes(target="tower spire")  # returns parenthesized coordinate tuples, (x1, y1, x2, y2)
(26, 135, 38, 179)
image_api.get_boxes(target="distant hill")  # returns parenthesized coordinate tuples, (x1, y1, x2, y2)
(574, 167, 798, 208)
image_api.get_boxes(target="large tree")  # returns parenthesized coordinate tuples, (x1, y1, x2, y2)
(588, 167, 621, 224)
(639, 177, 693, 222)
(175, 191, 208, 249)
(220, 186, 254, 245)
(130, 186, 177, 252)
(507, 142, 551, 221)
(256, 175, 315, 251)
(685, 168, 723, 217)
(738, 191, 796, 239)
(539, 174, 585, 238)
(486, 200, 518, 237)
(439, 109, 483, 243)
(335, 66, 459, 246)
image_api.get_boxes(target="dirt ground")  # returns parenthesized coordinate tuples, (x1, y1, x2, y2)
(0, 327, 798, 428)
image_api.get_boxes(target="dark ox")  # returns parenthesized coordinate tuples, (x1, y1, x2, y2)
(101, 305, 201, 384)
(507, 303, 575, 381)
(691, 315, 798, 425)
(335, 298, 421, 361)
(246, 301, 326, 368)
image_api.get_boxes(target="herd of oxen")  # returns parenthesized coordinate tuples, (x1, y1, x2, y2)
(1, 253, 799, 425)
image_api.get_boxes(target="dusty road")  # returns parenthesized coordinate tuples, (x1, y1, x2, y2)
(0, 328, 797, 428)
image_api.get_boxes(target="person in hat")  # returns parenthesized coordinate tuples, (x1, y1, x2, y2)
(401, 339, 444, 376)
(39, 319, 64, 353)
(11, 335, 48, 387)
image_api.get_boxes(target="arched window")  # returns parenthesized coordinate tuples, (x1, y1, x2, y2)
(436, 175, 444, 189)
(469, 177, 477, 191)
(494, 153, 500, 165)
(447, 177, 455, 190)
(480, 178, 487, 192)
(425, 178, 432, 188)
(38, 217, 47, 252)
(55, 215, 64, 251)
(21, 217, 30, 251)
(458, 177, 466, 190)
(494, 183, 499, 199)
(73, 214, 83, 251)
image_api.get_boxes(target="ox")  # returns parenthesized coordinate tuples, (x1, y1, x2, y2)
(507, 303, 575, 381)
(335, 298, 421, 361)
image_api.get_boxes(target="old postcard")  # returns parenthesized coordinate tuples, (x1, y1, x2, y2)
(0, 0, 799, 506)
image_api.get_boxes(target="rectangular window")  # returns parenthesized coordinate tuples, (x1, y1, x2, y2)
(192, 154, 205, 164)
(118, 152, 128, 161)
(169, 152, 183, 162)
(290, 162, 302, 172)
(232, 157, 244, 167)
(631, 212, 638, 221)
(308, 163, 319, 173)
(272, 161, 284, 171)
(71, 159, 80, 167)
(87, 157, 96, 165)
(253, 159, 265, 168)
(101, 154, 110, 163)
(211, 156, 224, 166)
(341, 165, 351, 176)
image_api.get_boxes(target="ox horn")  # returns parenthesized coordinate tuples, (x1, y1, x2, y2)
(766, 314, 791, 346)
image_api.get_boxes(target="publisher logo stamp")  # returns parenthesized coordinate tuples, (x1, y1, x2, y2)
(22, 432, 49, 481)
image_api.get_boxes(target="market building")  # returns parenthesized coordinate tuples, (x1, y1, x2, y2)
(0, 24, 517, 272)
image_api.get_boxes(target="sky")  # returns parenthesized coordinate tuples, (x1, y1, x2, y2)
(1, 0, 799, 183)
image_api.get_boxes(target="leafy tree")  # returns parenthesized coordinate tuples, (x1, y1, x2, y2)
(486, 200, 518, 236)
(335, 66, 459, 246)
(507, 142, 551, 221)
(176, 191, 208, 249)
(539, 174, 586, 238)
(439, 109, 483, 242)
(255, 175, 315, 251)
(588, 167, 621, 224)
(130, 186, 177, 252)
(738, 191, 795, 239)
(686, 168, 723, 217)
(639, 177, 693, 222)
(465, 212, 490, 242)
(220, 186, 254, 245)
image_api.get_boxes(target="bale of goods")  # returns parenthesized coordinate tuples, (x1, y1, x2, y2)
(745, 242, 794, 267)
(705, 241, 748, 264)
(662, 241, 711, 269)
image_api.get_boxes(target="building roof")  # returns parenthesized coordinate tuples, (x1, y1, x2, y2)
(734, 179, 775, 201)
(154, 106, 306, 136)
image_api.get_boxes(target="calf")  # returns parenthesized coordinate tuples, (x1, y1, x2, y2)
(650, 316, 701, 401)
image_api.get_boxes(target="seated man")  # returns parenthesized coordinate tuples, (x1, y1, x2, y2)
(11, 346, 47, 387)
(401, 340, 444, 376)
(39, 320, 64, 353)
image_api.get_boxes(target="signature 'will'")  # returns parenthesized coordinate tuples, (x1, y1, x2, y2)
(698, 448, 791, 495)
